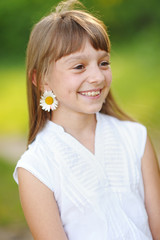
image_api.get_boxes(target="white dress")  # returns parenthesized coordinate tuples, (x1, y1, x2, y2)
(13, 112, 153, 240)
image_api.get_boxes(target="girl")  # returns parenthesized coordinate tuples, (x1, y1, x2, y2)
(13, 0, 160, 239)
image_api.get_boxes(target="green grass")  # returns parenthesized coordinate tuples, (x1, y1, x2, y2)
(0, 65, 28, 134)
(0, 157, 26, 227)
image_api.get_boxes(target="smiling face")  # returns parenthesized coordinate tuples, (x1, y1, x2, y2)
(45, 39, 112, 117)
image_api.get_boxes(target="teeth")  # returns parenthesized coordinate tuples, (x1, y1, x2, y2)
(81, 91, 100, 96)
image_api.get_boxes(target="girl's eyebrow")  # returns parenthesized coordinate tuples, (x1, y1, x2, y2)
(65, 55, 87, 63)
(64, 52, 110, 64)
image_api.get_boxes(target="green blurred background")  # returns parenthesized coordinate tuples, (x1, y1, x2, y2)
(0, 0, 159, 238)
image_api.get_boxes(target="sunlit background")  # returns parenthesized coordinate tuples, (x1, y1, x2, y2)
(0, 0, 159, 238)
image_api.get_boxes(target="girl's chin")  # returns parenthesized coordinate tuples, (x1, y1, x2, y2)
(81, 104, 104, 115)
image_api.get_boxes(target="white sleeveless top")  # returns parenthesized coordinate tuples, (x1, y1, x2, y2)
(13, 112, 153, 240)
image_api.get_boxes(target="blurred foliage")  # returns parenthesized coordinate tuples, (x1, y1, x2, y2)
(93, 0, 160, 41)
(0, 0, 160, 59)
(0, 64, 27, 134)
(111, 27, 160, 132)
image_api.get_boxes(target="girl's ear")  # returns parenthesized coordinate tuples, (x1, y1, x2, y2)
(31, 70, 51, 91)
(32, 69, 37, 87)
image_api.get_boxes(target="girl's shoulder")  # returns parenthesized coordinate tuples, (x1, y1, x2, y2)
(98, 112, 146, 135)
(98, 112, 147, 159)
(13, 121, 61, 191)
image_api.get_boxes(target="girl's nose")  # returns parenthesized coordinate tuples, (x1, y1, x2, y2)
(87, 65, 105, 84)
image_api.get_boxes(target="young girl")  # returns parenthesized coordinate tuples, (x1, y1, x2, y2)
(13, 0, 160, 239)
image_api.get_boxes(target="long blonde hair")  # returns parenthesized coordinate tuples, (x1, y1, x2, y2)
(26, 0, 132, 145)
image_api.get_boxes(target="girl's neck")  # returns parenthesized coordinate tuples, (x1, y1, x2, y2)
(51, 110, 97, 136)
(51, 110, 97, 154)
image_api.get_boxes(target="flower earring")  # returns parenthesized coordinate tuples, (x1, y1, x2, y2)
(40, 90, 58, 112)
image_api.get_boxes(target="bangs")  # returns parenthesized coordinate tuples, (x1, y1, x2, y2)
(49, 13, 110, 62)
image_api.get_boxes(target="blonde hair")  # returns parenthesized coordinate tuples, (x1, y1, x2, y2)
(26, 0, 132, 145)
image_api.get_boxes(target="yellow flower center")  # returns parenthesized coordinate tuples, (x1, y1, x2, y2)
(45, 96, 53, 105)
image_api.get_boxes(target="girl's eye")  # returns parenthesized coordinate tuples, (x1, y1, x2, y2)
(73, 64, 84, 70)
(100, 61, 110, 67)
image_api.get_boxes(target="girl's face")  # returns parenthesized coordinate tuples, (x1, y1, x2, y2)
(46, 39, 112, 116)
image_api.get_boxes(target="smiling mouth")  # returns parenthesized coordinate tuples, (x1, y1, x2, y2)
(78, 89, 101, 97)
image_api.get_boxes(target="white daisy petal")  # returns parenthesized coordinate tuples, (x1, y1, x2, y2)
(40, 91, 58, 112)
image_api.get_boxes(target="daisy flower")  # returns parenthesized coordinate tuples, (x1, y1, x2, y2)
(40, 91, 58, 112)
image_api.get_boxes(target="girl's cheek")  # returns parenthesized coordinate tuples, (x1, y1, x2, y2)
(107, 74, 112, 87)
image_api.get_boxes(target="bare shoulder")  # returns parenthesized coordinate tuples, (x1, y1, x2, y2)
(141, 136, 160, 239)
(18, 168, 68, 240)
(142, 135, 160, 175)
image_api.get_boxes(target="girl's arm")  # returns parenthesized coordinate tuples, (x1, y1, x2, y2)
(18, 168, 68, 240)
(142, 136, 160, 240)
